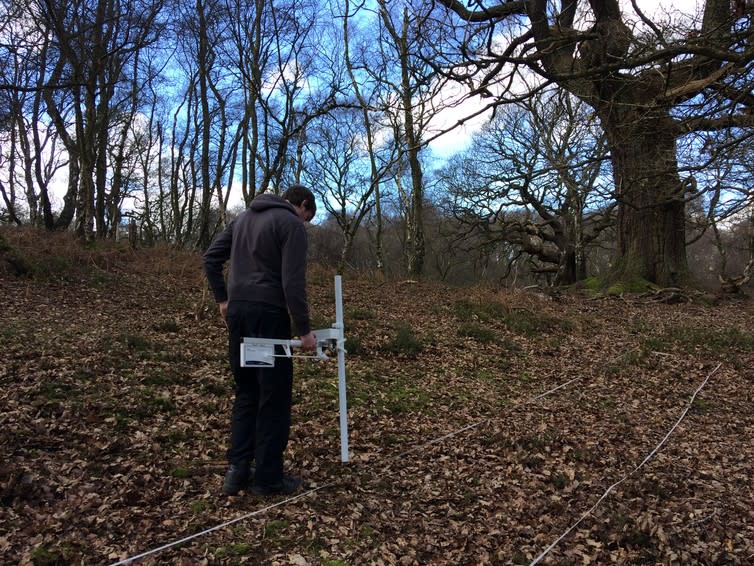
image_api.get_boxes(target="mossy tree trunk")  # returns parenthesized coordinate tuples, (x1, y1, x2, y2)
(602, 109, 688, 286)
(436, 0, 747, 288)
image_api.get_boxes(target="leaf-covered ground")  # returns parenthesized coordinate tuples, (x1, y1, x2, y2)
(1, 236, 753, 565)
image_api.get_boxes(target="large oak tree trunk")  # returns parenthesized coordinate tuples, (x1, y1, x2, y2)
(437, 0, 746, 287)
(601, 108, 688, 286)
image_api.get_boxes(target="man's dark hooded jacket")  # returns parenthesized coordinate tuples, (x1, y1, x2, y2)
(202, 194, 311, 336)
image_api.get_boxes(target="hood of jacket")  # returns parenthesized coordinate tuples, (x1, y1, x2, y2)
(250, 193, 296, 215)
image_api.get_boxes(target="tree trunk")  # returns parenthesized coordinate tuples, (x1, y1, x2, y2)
(603, 109, 688, 286)
(0, 180, 22, 225)
(398, 8, 424, 278)
(74, 87, 97, 242)
(342, 0, 385, 276)
(94, 100, 110, 237)
(337, 231, 356, 275)
(558, 211, 587, 285)
(41, 63, 78, 230)
(195, 0, 214, 249)
(554, 246, 585, 286)
(374, 181, 385, 275)
(54, 157, 80, 230)
(405, 169, 424, 277)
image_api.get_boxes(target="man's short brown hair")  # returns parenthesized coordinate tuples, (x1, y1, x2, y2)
(283, 184, 317, 216)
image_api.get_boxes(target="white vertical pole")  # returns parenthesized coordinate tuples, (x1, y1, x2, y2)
(334, 275, 349, 462)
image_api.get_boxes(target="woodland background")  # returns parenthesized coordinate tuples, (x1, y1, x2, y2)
(0, 229, 753, 565)
(1, 1, 754, 563)
(1, 0, 753, 290)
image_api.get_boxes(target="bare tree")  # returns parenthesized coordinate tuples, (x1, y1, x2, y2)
(29, 0, 166, 239)
(703, 139, 754, 291)
(220, 0, 344, 203)
(365, 0, 460, 277)
(379, 1, 425, 276)
(0, 0, 68, 227)
(4, 0, 347, 247)
(432, 0, 754, 286)
(342, 0, 393, 274)
(172, 0, 237, 248)
(302, 107, 391, 273)
(438, 89, 613, 284)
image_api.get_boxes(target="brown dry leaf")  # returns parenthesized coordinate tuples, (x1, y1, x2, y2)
(1, 245, 753, 564)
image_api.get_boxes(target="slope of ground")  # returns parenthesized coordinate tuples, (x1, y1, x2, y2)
(1, 230, 753, 565)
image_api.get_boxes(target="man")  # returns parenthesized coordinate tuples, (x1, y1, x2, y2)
(203, 184, 317, 496)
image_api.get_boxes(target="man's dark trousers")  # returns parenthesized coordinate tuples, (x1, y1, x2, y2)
(227, 301, 293, 486)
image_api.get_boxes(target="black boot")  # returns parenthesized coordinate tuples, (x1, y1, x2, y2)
(251, 475, 302, 496)
(222, 462, 255, 496)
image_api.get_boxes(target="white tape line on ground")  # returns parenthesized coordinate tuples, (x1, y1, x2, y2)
(109, 373, 584, 565)
(395, 375, 584, 460)
(107, 483, 334, 566)
(529, 362, 722, 566)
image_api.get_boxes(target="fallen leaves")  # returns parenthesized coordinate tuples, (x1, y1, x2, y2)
(1, 252, 753, 564)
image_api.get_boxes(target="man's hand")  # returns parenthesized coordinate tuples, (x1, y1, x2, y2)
(300, 331, 317, 352)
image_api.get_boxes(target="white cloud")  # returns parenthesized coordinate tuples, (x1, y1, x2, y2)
(427, 0, 705, 160)
(426, 82, 497, 159)
(625, 0, 702, 29)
